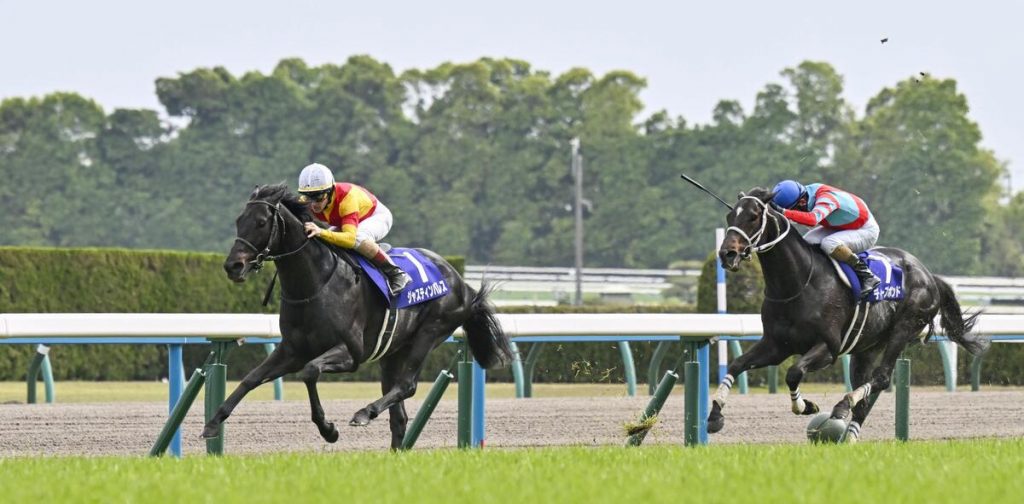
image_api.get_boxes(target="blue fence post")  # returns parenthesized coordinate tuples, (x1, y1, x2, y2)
(715, 228, 728, 384)
(698, 340, 710, 444)
(168, 344, 184, 458)
(471, 358, 486, 448)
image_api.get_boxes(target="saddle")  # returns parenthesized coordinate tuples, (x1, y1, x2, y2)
(335, 246, 451, 309)
(825, 250, 905, 303)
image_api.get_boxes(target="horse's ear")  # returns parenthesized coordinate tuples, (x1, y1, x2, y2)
(738, 191, 747, 199)
(249, 186, 260, 200)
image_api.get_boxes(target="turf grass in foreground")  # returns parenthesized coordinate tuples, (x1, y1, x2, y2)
(1, 438, 1021, 503)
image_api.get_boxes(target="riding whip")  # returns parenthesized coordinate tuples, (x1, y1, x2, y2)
(679, 174, 733, 210)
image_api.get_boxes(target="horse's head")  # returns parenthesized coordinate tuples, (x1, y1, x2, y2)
(719, 187, 787, 271)
(224, 184, 310, 282)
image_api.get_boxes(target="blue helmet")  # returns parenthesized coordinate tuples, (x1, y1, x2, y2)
(772, 180, 806, 209)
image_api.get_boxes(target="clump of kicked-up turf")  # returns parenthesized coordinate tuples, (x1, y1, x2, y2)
(623, 413, 658, 438)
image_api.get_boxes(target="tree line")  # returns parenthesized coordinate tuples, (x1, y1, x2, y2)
(2, 56, 1021, 275)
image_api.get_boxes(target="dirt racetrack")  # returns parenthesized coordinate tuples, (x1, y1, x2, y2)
(2, 389, 1021, 456)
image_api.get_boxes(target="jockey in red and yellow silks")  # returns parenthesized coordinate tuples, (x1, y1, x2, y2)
(772, 180, 881, 300)
(310, 182, 379, 249)
(297, 163, 410, 296)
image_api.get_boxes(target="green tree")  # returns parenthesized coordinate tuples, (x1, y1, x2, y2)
(838, 76, 1003, 274)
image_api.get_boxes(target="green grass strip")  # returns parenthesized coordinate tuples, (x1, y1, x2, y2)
(2, 439, 1021, 503)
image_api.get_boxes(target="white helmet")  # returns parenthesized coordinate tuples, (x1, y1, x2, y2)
(297, 163, 335, 193)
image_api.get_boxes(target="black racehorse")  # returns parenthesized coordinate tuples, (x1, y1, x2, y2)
(204, 184, 513, 449)
(710, 187, 988, 442)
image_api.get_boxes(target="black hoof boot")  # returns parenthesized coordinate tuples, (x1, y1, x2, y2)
(831, 398, 852, 421)
(350, 409, 372, 426)
(802, 400, 820, 415)
(321, 422, 340, 443)
(707, 402, 725, 434)
(201, 423, 221, 439)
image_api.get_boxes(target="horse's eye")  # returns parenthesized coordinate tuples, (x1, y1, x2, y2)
(257, 219, 267, 228)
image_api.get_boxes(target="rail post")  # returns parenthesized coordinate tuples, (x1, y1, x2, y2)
(970, 354, 983, 391)
(457, 339, 473, 448)
(522, 343, 544, 398)
(263, 343, 284, 400)
(26, 345, 55, 404)
(895, 358, 911, 441)
(204, 341, 231, 455)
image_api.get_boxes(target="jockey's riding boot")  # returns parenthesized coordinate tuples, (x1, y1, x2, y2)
(356, 239, 411, 297)
(380, 261, 412, 297)
(851, 260, 881, 300)
(830, 244, 880, 301)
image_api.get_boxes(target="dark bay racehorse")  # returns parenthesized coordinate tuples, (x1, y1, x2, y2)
(711, 187, 988, 442)
(204, 184, 513, 448)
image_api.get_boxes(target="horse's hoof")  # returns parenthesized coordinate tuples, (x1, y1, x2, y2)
(200, 425, 220, 439)
(349, 410, 371, 426)
(707, 415, 725, 434)
(322, 423, 340, 443)
(802, 401, 820, 415)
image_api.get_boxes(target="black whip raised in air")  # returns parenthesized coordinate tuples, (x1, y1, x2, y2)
(679, 174, 733, 210)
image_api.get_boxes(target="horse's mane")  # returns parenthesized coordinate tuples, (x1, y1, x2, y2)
(251, 183, 314, 222)
(744, 186, 773, 202)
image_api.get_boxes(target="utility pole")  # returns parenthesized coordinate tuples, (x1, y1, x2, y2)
(572, 138, 583, 306)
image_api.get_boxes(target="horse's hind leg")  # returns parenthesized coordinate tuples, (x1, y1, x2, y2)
(831, 323, 920, 423)
(202, 346, 305, 439)
(350, 328, 446, 430)
(299, 344, 358, 443)
(785, 342, 834, 416)
(380, 358, 408, 450)
(708, 339, 788, 434)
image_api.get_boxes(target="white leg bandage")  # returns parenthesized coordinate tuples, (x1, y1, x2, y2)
(790, 388, 806, 415)
(845, 421, 861, 444)
(714, 374, 735, 407)
(847, 383, 872, 406)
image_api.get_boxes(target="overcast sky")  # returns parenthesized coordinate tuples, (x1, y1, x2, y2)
(3, 0, 1020, 191)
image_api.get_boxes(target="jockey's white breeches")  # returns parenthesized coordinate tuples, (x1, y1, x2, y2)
(803, 214, 879, 254)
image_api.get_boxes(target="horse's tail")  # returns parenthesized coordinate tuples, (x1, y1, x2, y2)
(462, 282, 514, 369)
(936, 277, 989, 356)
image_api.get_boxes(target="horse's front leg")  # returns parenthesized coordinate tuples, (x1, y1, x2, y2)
(785, 342, 834, 416)
(299, 344, 358, 443)
(202, 346, 304, 439)
(708, 339, 788, 434)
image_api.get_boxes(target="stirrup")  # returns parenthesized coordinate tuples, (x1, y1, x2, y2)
(858, 277, 880, 300)
(388, 271, 411, 296)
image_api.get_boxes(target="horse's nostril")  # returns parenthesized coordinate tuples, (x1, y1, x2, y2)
(224, 261, 244, 275)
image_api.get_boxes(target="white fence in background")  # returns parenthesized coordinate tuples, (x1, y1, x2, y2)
(4, 312, 1024, 339)
(466, 265, 1024, 311)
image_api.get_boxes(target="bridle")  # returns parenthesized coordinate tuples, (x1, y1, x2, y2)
(726, 195, 814, 303)
(726, 196, 792, 260)
(233, 200, 310, 276)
